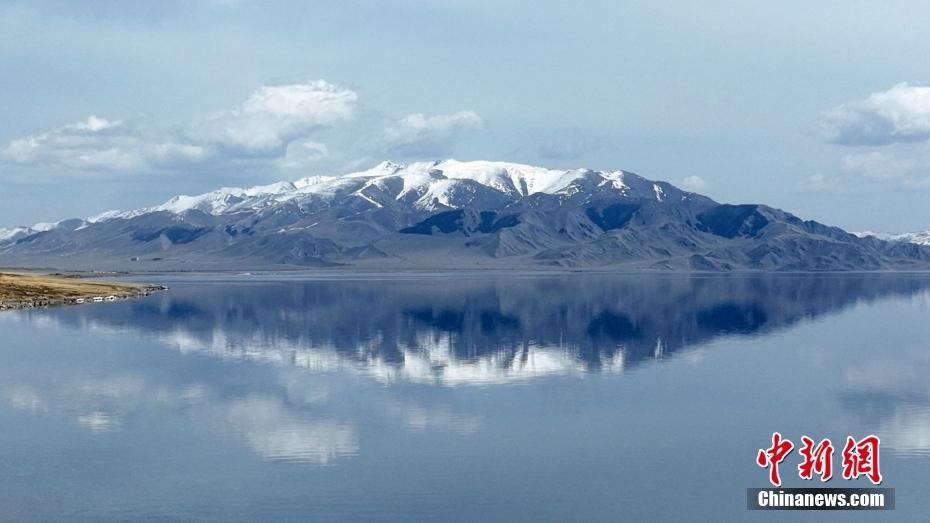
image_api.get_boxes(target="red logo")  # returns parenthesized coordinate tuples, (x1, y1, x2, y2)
(798, 436, 834, 482)
(757, 433, 882, 486)
(842, 435, 882, 485)
(756, 432, 794, 487)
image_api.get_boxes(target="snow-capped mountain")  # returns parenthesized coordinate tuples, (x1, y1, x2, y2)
(2, 159, 930, 271)
(896, 231, 930, 246)
(0, 222, 59, 243)
(855, 230, 930, 246)
(84, 159, 686, 220)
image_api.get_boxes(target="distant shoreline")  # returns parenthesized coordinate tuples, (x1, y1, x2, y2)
(5, 266, 930, 277)
(4, 266, 930, 280)
(0, 272, 165, 311)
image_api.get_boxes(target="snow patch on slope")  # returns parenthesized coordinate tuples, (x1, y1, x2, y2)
(855, 230, 930, 246)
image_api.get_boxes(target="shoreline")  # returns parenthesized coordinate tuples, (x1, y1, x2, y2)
(0, 272, 166, 312)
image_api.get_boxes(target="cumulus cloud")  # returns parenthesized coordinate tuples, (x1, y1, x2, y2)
(1, 80, 483, 178)
(381, 110, 483, 156)
(821, 83, 930, 146)
(2, 115, 202, 171)
(192, 80, 357, 155)
(679, 175, 707, 191)
(818, 84, 930, 189)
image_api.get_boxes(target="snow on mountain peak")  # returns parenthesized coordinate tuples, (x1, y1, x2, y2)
(855, 230, 930, 246)
(6, 160, 663, 235)
(0, 227, 30, 242)
(285, 160, 617, 210)
(0, 221, 69, 243)
(30, 222, 59, 232)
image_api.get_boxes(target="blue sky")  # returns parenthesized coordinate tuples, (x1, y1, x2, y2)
(2, 0, 930, 232)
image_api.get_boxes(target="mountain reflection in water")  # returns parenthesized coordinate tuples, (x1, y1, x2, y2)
(28, 273, 930, 386)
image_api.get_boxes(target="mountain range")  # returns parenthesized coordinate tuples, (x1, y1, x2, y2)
(2, 159, 930, 271)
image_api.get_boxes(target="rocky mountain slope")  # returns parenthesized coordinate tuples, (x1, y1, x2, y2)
(2, 159, 929, 271)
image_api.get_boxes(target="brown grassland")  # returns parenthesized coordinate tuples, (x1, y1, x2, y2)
(0, 272, 154, 309)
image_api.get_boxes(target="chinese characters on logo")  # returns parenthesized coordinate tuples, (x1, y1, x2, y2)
(756, 432, 794, 486)
(798, 436, 833, 482)
(841, 435, 882, 485)
(757, 433, 882, 486)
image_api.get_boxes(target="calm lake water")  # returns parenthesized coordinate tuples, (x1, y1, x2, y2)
(2, 272, 930, 521)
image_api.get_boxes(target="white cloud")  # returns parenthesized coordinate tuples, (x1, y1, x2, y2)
(4, 135, 42, 163)
(679, 175, 707, 191)
(68, 115, 121, 132)
(841, 150, 918, 179)
(150, 142, 211, 166)
(73, 147, 146, 170)
(821, 83, 930, 146)
(382, 110, 483, 156)
(1, 116, 206, 172)
(1, 81, 355, 173)
(1, 80, 484, 178)
(193, 80, 357, 155)
(279, 139, 329, 169)
(822, 147, 930, 189)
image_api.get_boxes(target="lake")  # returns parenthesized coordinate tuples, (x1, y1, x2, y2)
(1, 272, 929, 521)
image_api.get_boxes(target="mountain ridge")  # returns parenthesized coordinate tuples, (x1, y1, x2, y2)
(855, 230, 930, 247)
(2, 159, 930, 271)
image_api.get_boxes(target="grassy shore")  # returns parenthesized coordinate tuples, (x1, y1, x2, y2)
(0, 272, 161, 310)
